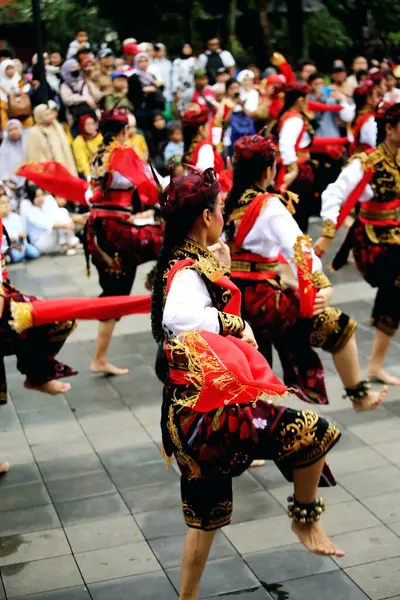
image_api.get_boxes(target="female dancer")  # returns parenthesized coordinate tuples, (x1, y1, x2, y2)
(181, 103, 224, 174)
(349, 80, 382, 155)
(225, 132, 386, 410)
(151, 165, 345, 600)
(316, 103, 400, 385)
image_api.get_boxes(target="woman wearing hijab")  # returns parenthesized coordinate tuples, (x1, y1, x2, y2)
(0, 120, 28, 192)
(72, 114, 103, 179)
(60, 58, 101, 134)
(0, 59, 33, 132)
(128, 52, 165, 133)
(26, 104, 78, 175)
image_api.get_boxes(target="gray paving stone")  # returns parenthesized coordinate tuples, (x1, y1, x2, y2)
(349, 417, 400, 445)
(55, 493, 129, 526)
(47, 472, 116, 503)
(373, 440, 400, 464)
(225, 515, 297, 554)
(0, 482, 51, 513)
(231, 491, 285, 524)
(0, 404, 21, 431)
(0, 529, 70, 567)
(0, 580, 4, 599)
(233, 471, 265, 495)
(24, 422, 85, 446)
(330, 428, 367, 452)
(389, 521, 400, 537)
(167, 556, 261, 598)
(363, 490, 400, 524)
(65, 516, 144, 553)
(208, 592, 273, 600)
(327, 405, 393, 428)
(17, 406, 76, 428)
(149, 530, 238, 569)
(31, 439, 94, 463)
(107, 460, 179, 491)
(0, 464, 42, 488)
(246, 463, 288, 491)
(244, 544, 338, 583)
(75, 541, 160, 584)
(331, 525, 400, 568)
(135, 507, 187, 540)
(11, 585, 91, 599)
(98, 444, 161, 470)
(327, 446, 389, 476)
(121, 481, 181, 514)
(267, 571, 369, 600)
(37, 453, 105, 482)
(340, 465, 400, 499)
(346, 556, 400, 600)
(0, 506, 60, 538)
(89, 570, 178, 600)
(2, 555, 83, 597)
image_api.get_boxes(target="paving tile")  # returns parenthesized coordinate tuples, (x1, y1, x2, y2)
(11, 585, 91, 599)
(135, 507, 187, 540)
(231, 491, 285, 524)
(38, 453, 105, 482)
(167, 556, 260, 598)
(78, 412, 141, 436)
(244, 544, 338, 583)
(267, 570, 369, 600)
(346, 556, 400, 600)
(326, 446, 389, 476)
(87, 427, 153, 452)
(47, 472, 116, 503)
(208, 592, 272, 600)
(340, 465, 400, 499)
(24, 422, 85, 446)
(17, 406, 76, 428)
(98, 444, 161, 471)
(330, 428, 366, 452)
(2, 555, 83, 597)
(75, 540, 160, 584)
(349, 417, 400, 445)
(121, 481, 181, 514)
(225, 515, 297, 554)
(364, 490, 400, 524)
(65, 515, 144, 553)
(89, 570, 178, 600)
(0, 506, 60, 538)
(55, 493, 129, 526)
(331, 525, 400, 568)
(107, 460, 179, 491)
(0, 404, 21, 432)
(233, 471, 265, 495)
(0, 529, 70, 567)
(0, 482, 51, 513)
(389, 521, 400, 536)
(149, 530, 237, 569)
(0, 464, 42, 488)
(246, 463, 288, 491)
(373, 440, 400, 464)
(31, 439, 94, 463)
(327, 405, 393, 428)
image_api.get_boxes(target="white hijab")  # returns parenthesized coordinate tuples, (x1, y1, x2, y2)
(0, 59, 21, 94)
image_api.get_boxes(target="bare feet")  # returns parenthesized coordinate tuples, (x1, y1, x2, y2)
(91, 361, 129, 376)
(250, 460, 265, 468)
(367, 369, 400, 386)
(0, 462, 10, 474)
(352, 386, 387, 413)
(292, 521, 345, 557)
(24, 379, 71, 395)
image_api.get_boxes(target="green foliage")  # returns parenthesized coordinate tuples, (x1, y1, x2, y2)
(306, 9, 351, 50)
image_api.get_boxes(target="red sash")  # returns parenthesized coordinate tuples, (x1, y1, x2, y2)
(360, 197, 400, 226)
(337, 166, 374, 230)
(235, 193, 272, 248)
(349, 113, 374, 155)
(276, 111, 308, 189)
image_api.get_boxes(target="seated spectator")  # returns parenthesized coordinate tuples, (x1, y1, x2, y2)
(0, 194, 40, 263)
(27, 104, 78, 175)
(146, 111, 168, 173)
(128, 53, 165, 132)
(164, 124, 184, 164)
(60, 59, 101, 135)
(122, 41, 140, 77)
(67, 29, 90, 60)
(21, 184, 80, 255)
(0, 59, 33, 133)
(72, 114, 103, 179)
(191, 68, 218, 116)
(198, 36, 235, 84)
(96, 75, 113, 98)
(384, 71, 400, 103)
(211, 67, 230, 93)
(50, 52, 63, 68)
(237, 69, 259, 116)
(0, 120, 28, 193)
(56, 195, 88, 242)
(125, 114, 149, 161)
(98, 48, 114, 77)
(103, 72, 133, 112)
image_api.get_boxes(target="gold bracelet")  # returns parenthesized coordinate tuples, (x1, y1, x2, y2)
(286, 163, 299, 173)
(322, 220, 336, 239)
(312, 270, 331, 290)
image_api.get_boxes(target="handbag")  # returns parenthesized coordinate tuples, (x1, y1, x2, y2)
(4, 89, 32, 119)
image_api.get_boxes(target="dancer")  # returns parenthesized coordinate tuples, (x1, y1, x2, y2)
(349, 80, 382, 155)
(315, 103, 400, 385)
(225, 133, 386, 410)
(0, 218, 76, 399)
(85, 108, 163, 376)
(182, 104, 224, 174)
(151, 165, 345, 600)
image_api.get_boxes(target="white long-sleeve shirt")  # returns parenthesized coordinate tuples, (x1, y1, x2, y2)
(279, 116, 311, 166)
(241, 195, 322, 278)
(321, 158, 372, 225)
(359, 116, 377, 149)
(195, 144, 215, 172)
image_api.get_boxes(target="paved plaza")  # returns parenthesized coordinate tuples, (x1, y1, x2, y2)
(1, 226, 400, 600)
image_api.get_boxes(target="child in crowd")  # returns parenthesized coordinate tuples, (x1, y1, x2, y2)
(163, 123, 184, 164)
(67, 30, 90, 60)
(125, 113, 149, 161)
(103, 72, 134, 112)
(0, 195, 40, 263)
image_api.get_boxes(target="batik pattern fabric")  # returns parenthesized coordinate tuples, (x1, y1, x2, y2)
(0, 280, 77, 404)
(161, 239, 341, 530)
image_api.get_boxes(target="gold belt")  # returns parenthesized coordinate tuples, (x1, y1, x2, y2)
(231, 260, 278, 273)
(1, 259, 5, 269)
(360, 207, 400, 221)
(365, 225, 400, 245)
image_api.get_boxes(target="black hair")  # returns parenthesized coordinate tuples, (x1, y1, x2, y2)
(353, 88, 371, 125)
(99, 119, 127, 145)
(151, 190, 218, 345)
(298, 59, 315, 71)
(0, 49, 13, 59)
(183, 124, 202, 156)
(26, 184, 41, 203)
(75, 29, 87, 36)
(273, 87, 308, 135)
(225, 153, 275, 220)
(168, 124, 182, 136)
(356, 69, 368, 83)
(377, 105, 400, 144)
(226, 78, 239, 92)
(308, 72, 324, 85)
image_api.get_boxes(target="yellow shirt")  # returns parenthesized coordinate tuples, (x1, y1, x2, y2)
(125, 133, 149, 162)
(72, 133, 103, 178)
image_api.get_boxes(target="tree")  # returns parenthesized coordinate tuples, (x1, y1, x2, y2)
(257, 0, 272, 62)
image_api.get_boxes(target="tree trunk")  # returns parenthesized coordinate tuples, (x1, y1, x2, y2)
(285, 0, 304, 62)
(257, 0, 272, 67)
(184, 0, 192, 44)
(226, 0, 238, 50)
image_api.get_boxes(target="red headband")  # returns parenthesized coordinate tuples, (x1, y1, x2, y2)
(181, 103, 209, 127)
(234, 134, 278, 160)
(354, 80, 376, 97)
(377, 101, 400, 123)
(101, 108, 129, 125)
(162, 167, 221, 215)
(285, 82, 310, 95)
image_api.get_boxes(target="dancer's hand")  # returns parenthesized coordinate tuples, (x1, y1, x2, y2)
(208, 240, 231, 268)
(313, 287, 333, 316)
(241, 322, 258, 348)
(283, 170, 298, 190)
(0, 295, 4, 319)
(314, 236, 333, 257)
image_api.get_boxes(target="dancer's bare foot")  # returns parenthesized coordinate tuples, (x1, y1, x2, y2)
(250, 460, 265, 468)
(24, 379, 71, 395)
(0, 462, 10, 474)
(91, 361, 129, 376)
(367, 368, 400, 386)
(352, 386, 387, 413)
(292, 521, 345, 557)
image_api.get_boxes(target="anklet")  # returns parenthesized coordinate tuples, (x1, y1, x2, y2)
(287, 495, 326, 523)
(343, 380, 370, 403)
